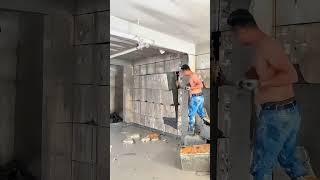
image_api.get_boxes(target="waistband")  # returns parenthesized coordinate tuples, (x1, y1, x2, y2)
(261, 97, 296, 111)
(191, 92, 203, 97)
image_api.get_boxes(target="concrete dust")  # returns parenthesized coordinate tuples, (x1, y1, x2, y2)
(111, 122, 209, 180)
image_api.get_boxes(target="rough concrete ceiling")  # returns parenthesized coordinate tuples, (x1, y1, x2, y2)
(110, 0, 210, 44)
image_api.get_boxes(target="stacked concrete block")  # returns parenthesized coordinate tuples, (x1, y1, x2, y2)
(133, 101, 140, 114)
(196, 54, 210, 69)
(146, 89, 154, 102)
(196, 69, 210, 88)
(140, 101, 147, 115)
(155, 61, 165, 73)
(160, 90, 175, 105)
(128, 54, 188, 135)
(147, 63, 156, 74)
(140, 64, 147, 75)
(154, 104, 163, 119)
(133, 76, 140, 88)
(146, 103, 155, 117)
(140, 75, 146, 89)
(133, 65, 140, 75)
(165, 59, 181, 72)
(133, 88, 140, 101)
(153, 89, 161, 103)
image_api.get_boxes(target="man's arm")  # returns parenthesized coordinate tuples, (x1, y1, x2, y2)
(190, 76, 203, 90)
(260, 44, 298, 87)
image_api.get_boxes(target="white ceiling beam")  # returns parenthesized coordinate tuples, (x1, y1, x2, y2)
(110, 15, 196, 55)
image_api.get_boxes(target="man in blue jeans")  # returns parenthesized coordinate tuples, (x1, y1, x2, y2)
(227, 9, 317, 180)
(179, 64, 210, 134)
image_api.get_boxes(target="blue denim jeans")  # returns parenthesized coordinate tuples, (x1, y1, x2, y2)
(188, 95, 206, 131)
(251, 103, 307, 180)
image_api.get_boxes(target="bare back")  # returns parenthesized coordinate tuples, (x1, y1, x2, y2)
(253, 37, 297, 104)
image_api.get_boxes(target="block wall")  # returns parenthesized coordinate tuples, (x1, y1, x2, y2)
(124, 53, 188, 136)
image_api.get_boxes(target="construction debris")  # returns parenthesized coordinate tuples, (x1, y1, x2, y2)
(141, 136, 150, 143)
(110, 112, 123, 123)
(127, 133, 141, 139)
(122, 138, 135, 144)
(148, 132, 160, 141)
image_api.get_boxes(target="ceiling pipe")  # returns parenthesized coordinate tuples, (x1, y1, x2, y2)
(110, 42, 150, 59)
(110, 30, 155, 59)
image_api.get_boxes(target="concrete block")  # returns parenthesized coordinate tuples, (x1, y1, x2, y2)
(133, 88, 141, 101)
(133, 101, 140, 114)
(139, 115, 146, 126)
(146, 102, 155, 117)
(133, 113, 141, 124)
(96, 127, 109, 180)
(155, 61, 165, 73)
(140, 89, 147, 102)
(133, 76, 140, 89)
(72, 161, 96, 180)
(196, 54, 210, 69)
(154, 104, 163, 118)
(153, 89, 161, 104)
(75, 14, 95, 45)
(72, 124, 96, 163)
(140, 101, 147, 115)
(165, 125, 177, 135)
(157, 73, 176, 90)
(124, 110, 134, 123)
(160, 90, 175, 105)
(180, 144, 210, 172)
(73, 85, 97, 124)
(147, 63, 155, 74)
(140, 64, 147, 75)
(133, 65, 140, 75)
(162, 105, 176, 118)
(146, 89, 154, 102)
(140, 76, 146, 89)
(165, 59, 181, 72)
(95, 11, 109, 43)
(154, 118, 165, 132)
(196, 69, 210, 88)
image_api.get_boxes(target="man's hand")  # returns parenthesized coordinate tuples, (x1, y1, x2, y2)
(237, 79, 259, 91)
(185, 86, 191, 91)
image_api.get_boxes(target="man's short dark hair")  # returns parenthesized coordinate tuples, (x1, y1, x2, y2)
(180, 64, 190, 71)
(227, 9, 257, 28)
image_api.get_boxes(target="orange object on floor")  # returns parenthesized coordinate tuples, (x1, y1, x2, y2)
(147, 132, 160, 141)
(180, 144, 210, 155)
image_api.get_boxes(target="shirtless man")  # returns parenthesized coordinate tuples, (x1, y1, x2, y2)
(227, 9, 314, 180)
(179, 64, 210, 134)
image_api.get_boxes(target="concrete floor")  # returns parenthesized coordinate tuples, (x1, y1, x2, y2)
(110, 123, 210, 180)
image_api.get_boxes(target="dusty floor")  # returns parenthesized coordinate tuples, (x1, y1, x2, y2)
(110, 122, 210, 180)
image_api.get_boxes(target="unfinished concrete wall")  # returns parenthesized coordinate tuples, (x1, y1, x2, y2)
(42, 14, 74, 180)
(124, 52, 188, 136)
(0, 11, 19, 165)
(72, 1, 109, 179)
(274, 1, 320, 175)
(13, 13, 44, 179)
(110, 65, 123, 115)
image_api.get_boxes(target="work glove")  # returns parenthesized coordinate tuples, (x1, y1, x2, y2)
(237, 79, 259, 91)
(185, 86, 191, 91)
